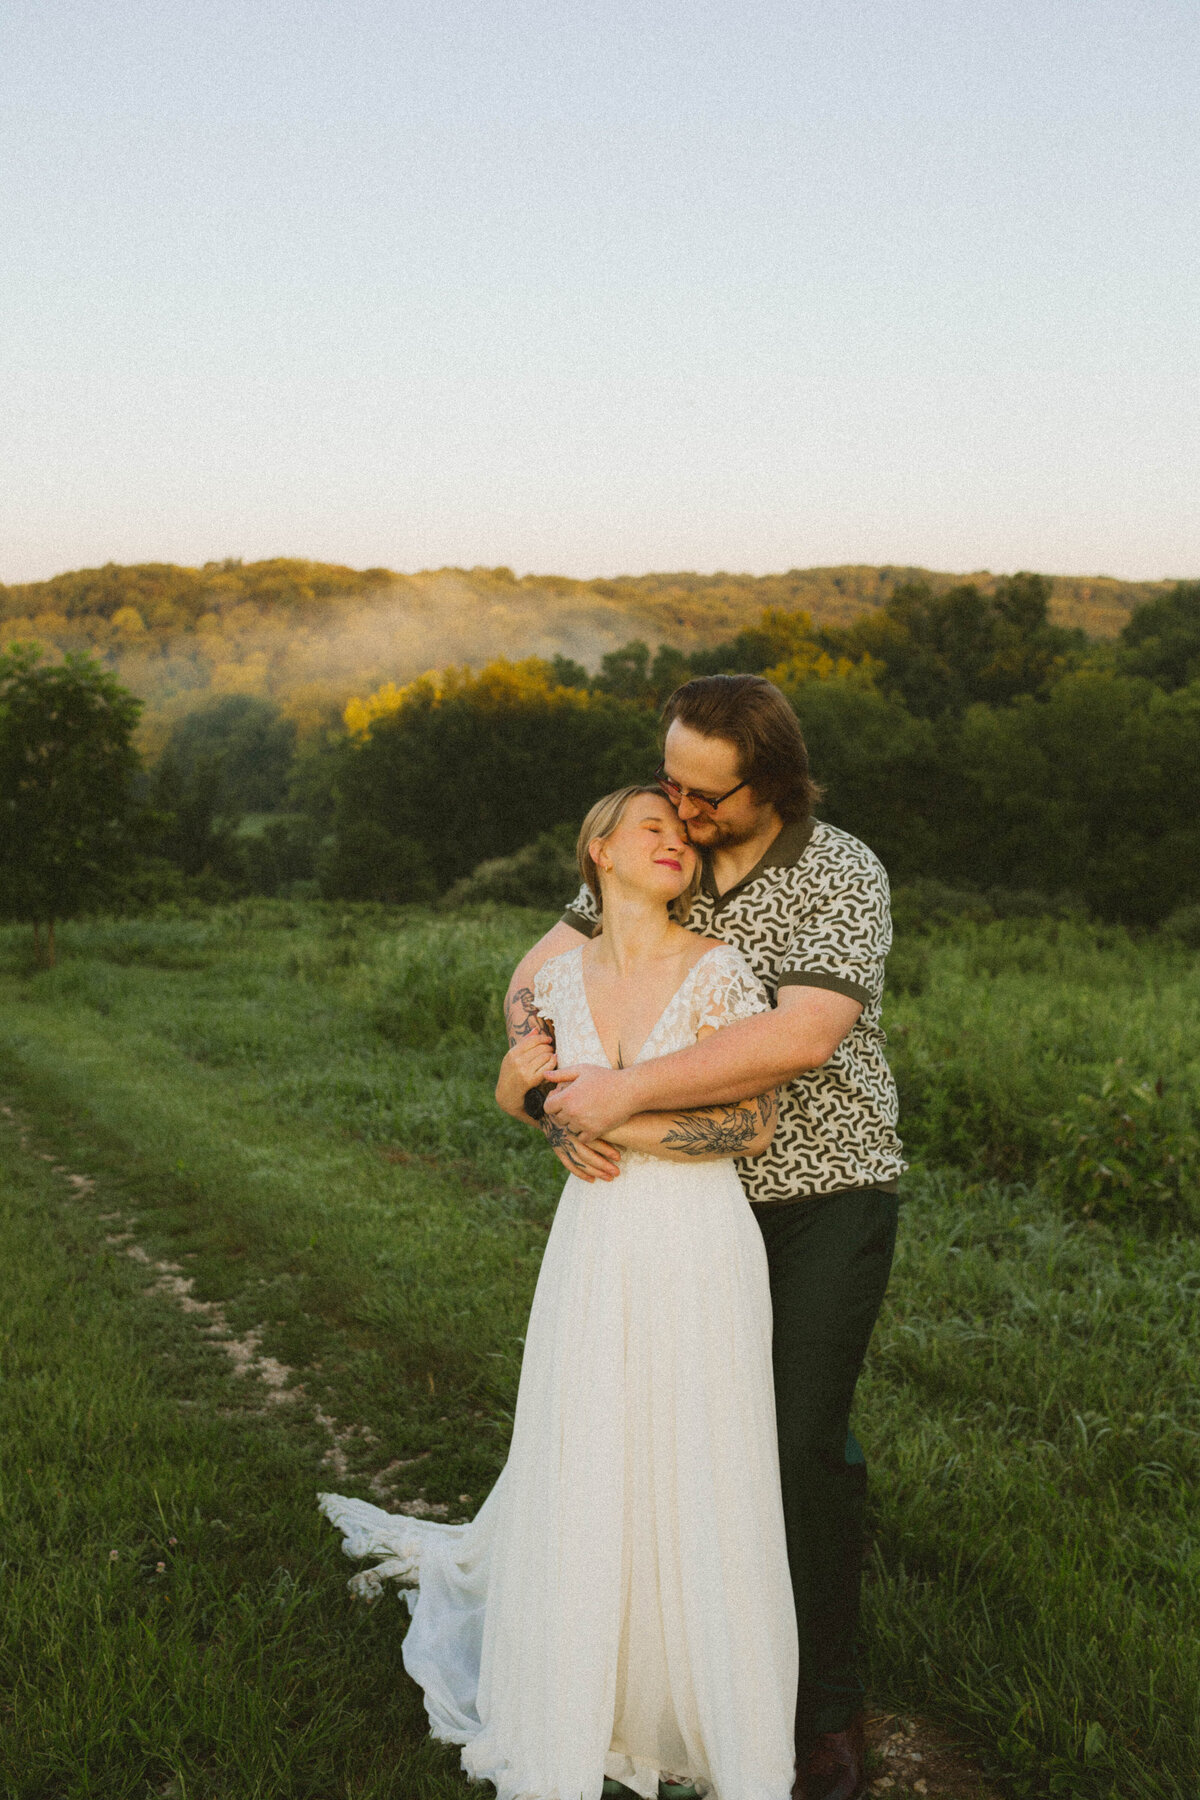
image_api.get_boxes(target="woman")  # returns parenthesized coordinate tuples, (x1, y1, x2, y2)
(320, 787, 799, 1800)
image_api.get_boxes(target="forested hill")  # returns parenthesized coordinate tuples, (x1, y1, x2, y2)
(0, 557, 1173, 740)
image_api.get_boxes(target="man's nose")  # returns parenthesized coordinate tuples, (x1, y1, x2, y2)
(676, 794, 703, 822)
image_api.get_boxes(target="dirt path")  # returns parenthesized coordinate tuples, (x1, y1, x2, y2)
(3, 1096, 1008, 1800)
(865, 1713, 1003, 1797)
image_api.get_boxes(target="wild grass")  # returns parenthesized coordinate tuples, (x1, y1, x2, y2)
(0, 900, 1196, 1797)
(0, 1115, 470, 1799)
(887, 916, 1200, 1207)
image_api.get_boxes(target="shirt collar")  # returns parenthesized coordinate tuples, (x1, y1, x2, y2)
(700, 815, 817, 909)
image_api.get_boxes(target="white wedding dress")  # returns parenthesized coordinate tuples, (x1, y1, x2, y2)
(320, 943, 798, 1800)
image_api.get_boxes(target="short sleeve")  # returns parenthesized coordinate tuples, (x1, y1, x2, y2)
(692, 945, 770, 1034)
(532, 958, 559, 1026)
(559, 882, 601, 938)
(777, 853, 891, 1008)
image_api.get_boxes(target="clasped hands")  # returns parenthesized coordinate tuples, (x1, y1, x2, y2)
(497, 1030, 635, 1184)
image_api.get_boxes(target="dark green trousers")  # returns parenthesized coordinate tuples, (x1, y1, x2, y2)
(750, 1185, 899, 1738)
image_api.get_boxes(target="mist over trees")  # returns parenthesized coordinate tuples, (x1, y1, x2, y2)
(0, 557, 1172, 749)
(310, 575, 1200, 925)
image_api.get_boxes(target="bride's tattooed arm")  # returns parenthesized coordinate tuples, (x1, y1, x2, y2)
(504, 984, 544, 1045)
(499, 988, 622, 1182)
(609, 1090, 778, 1163)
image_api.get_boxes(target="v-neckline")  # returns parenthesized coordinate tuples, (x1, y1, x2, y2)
(575, 943, 722, 1071)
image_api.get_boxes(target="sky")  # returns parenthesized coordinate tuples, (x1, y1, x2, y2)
(2, 0, 1198, 585)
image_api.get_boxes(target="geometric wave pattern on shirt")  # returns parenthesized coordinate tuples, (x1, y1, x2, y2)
(562, 817, 907, 1203)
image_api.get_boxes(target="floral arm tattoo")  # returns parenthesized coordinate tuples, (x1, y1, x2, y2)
(660, 1090, 777, 1157)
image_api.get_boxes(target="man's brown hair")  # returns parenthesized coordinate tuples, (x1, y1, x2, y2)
(661, 674, 822, 825)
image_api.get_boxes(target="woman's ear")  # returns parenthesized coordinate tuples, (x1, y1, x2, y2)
(588, 835, 610, 874)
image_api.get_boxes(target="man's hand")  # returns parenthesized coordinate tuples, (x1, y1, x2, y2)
(544, 1115, 622, 1182)
(544, 1064, 641, 1143)
(545, 986, 863, 1135)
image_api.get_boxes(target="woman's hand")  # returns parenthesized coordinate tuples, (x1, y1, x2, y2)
(495, 1031, 557, 1118)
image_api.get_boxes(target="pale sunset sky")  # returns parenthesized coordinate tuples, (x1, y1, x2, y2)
(2, 0, 1198, 583)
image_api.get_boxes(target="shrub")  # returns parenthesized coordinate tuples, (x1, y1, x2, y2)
(238, 815, 319, 897)
(985, 886, 1085, 921)
(440, 826, 578, 912)
(885, 940, 929, 996)
(886, 1037, 1047, 1180)
(318, 821, 436, 904)
(890, 879, 995, 936)
(891, 882, 1084, 942)
(1160, 904, 1200, 951)
(1047, 1063, 1199, 1229)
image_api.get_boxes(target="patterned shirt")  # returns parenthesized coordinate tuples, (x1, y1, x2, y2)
(560, 817, 906, 1204)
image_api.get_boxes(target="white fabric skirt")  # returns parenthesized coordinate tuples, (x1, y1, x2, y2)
(321, 1155, 798, 1800)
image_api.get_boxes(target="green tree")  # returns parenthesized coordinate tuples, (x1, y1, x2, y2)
(0, 647, 144, 963)
(647, 644, 693, 700)
(318, 820, 436, 904)
(547, 654, 590, 690)
(821, 574, 1083, 716)
(162, 694, 297, 813)
(954, 672, 1200, 922)
(778, 673, 946, 881)
(594, 640, 653, 701)
(688, 608, 820, 680)
(146, 751, 240, 881)
(593, 610, 826, 706)
(329, 664, 659, 897)
(1118, 580, 1200, 689)
(239, 816, 320, 897)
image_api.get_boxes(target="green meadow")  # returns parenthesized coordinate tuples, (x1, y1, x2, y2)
(1, 901, 1197, 1799)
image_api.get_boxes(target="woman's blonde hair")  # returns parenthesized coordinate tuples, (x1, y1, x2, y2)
(575, 785, 701, 924)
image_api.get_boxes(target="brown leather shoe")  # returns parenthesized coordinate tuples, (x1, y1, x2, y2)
(793, 1714, 867, 1800)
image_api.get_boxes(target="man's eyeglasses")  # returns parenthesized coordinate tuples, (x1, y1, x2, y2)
(655, 763, 748, 814)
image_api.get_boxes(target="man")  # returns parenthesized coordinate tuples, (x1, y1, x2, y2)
(504, 674, 905, 1800)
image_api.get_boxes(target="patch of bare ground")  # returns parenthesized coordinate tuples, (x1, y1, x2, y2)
(4, 1097, 452, 1517)
(866, 1713, 1003, 1798)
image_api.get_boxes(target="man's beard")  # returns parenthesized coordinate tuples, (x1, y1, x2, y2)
(685, 813, 764, 852)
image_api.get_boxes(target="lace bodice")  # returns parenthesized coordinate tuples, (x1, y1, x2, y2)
(533, 941, 768, 1072)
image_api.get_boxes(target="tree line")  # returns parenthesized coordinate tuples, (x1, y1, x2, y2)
(2, 574, 1199, 957)
(311, 575, 1200, 924)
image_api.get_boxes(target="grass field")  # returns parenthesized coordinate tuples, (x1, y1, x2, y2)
(1, 901, 1197, 1799)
